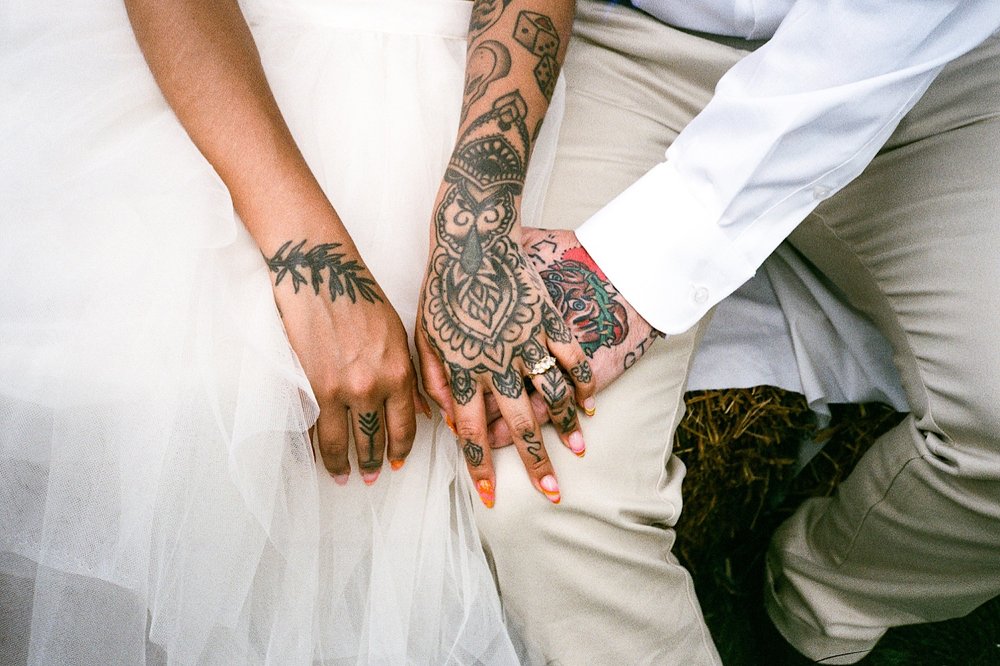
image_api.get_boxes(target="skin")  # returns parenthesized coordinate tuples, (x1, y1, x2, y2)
(123, 0, 429, 484)
(416, 0, 595, 508)
(487, 228, 660, 447)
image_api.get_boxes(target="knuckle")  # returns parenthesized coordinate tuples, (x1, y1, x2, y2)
(508, 414, 537, 436)
(455, 421, 486, 442)
(387, 361, 414, 389)
(345, 374, 379, 400)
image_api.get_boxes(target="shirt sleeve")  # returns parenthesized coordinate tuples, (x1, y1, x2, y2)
(576, 0, 1000, 335)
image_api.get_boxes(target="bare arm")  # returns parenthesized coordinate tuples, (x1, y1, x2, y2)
(125, 0, 424, 482)
(123, 0, 343, 247)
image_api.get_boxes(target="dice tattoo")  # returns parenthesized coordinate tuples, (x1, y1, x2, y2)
(512, 11, 561, 100)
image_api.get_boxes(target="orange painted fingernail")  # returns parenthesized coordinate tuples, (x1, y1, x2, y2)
(390, 459, 406, 471)
(540, 474, 561, 504)
(362, 470, 381, 486)
(583, 397, 596, 417)
(477, 479, 496, 509)
(569, 431, 586, 457)
(445, 415, 457, 434)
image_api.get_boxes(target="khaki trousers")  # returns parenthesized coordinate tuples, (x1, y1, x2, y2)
(475, 1, 1000, 663)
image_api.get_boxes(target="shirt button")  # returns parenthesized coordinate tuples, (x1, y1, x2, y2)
(812, 184, 831, 200)
(692, 286, 710, 304)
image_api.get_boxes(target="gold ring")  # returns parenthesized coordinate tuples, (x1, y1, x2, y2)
(526, 355, 557, 378)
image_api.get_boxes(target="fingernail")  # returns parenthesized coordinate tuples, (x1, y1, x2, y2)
(422, 403, 433, 419)
(539, 474, 561, 504)
(569, 431, 586, 457)
(390, 459, 406, 471)
(362, 470, 381, 486)
(333, 473, 349, 486)
(476, 479, 496, 508)
(583, 397, 596, 417)
(445, 415, 457, 434)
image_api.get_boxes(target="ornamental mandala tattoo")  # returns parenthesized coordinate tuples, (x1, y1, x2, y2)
(540, 248, 629, 357)
(266, 240, 382, 304)
(424, 92, 544, 401)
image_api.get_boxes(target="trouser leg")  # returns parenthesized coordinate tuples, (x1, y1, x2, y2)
(767, 34, 1000, 664)
(472, 3, 747, 663)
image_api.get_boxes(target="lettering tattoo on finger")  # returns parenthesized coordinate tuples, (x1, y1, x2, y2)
(265, 240, 382, 304)
(358, 411, 381, 470)
(463, 440, 485, 467)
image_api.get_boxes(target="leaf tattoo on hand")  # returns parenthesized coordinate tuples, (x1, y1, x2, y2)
(266, 240, 382, 304)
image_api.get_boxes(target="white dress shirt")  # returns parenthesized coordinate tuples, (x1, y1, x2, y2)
(576, 0, 1000, 335)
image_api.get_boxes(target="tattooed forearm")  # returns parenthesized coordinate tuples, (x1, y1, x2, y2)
(265, 240, 382, 304)
(540, 245, 629, 357)
(623, 329, 663, 370)
(358, 411, 381, 469)
(512, 10, 560, 100)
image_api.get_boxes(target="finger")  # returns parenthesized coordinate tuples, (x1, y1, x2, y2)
(487, 391, 547, 448)
(386, 387, 417, 472)
(316, 404, 351, 485)
(415, 326, 453, 424)
(549, 340, 597, 416)
(413, 383, 432, 420)
(450, 381, 496, 509)
(492, 379, 560, 504)
(540, 302, 597, 414)
(484, 392, 502, 425)
(528, 366, 584, 457)
(351, 406, 386, 486)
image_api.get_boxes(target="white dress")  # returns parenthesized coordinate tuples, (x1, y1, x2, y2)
(0, 0, 561, 662)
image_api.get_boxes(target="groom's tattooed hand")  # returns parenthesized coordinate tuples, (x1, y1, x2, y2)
(265, 240, 382, 304)
(535, 241, 630, 358)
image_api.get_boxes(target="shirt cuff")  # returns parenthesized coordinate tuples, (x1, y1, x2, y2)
(575, 161, 757, 335)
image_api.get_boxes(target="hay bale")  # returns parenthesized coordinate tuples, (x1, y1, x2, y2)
(668, 387, 1000, 665)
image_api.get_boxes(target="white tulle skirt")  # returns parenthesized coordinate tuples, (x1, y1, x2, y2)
(0, 0, 561, 662)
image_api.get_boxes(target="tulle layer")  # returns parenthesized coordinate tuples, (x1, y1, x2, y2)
(0, 1, 531, 663)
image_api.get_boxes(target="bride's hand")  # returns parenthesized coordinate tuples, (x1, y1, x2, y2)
(268, 236, 422, 485)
